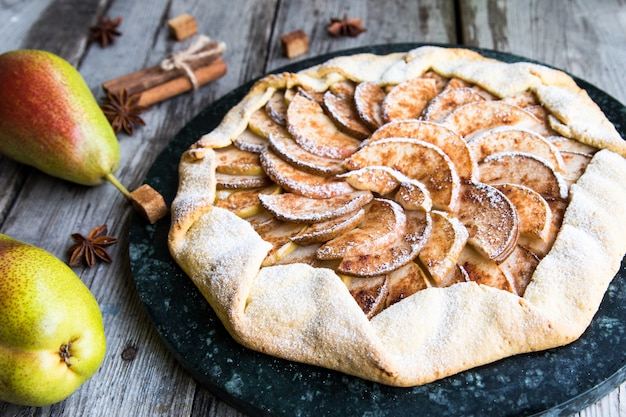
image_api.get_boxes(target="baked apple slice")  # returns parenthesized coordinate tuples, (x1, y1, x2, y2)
(354, 81, 386, 129)
(248, 108, 289, 139)
(317, 198, 407, 260)
(233, 128, 268, 153)
(260, 149, 354, 198)
(384, 261, 430, 308)
(287, 93, 361, 159)
(418, 210, 469, 285)
(442, 101, 543, 139)
(322, 90, 371, 139)
(559, 151, 592, 186)
(421, 87, 486, 123)
(214, 146, 265, 176)
(499, 245, 540, 296)
(339, 166, 401, 195)
(347, 275, 389, 319)
(268, 131, 346, 177)
(456, 181, 519, 262)
(265, 89, 288, 126)
(292, 208, 366, 245)
(215, 172, 271, 190)
(393, 178, 433, 212)
(457, 246, 514, 292)
(337, 209, 432, 276)
(492, 183, 552, 242)
(259, 221, 307, 266)
(366, 120, 477, 180)
(215, 184, 280, 218)
(382, 78, 438, 122)
(468, 127, 564, 171)
(478, 151, 569, 200)
(258, 190, 373, 223)
(344, 137, 461, 211)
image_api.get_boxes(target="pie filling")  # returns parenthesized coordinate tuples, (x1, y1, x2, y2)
(211, 70, 596, 319)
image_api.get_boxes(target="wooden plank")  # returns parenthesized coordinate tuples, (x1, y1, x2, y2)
(458, 0, 626, 104)
(266, 0, 456, 71)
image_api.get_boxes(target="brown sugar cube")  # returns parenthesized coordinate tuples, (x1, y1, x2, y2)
(130, 184, 168, 224)
(281, 30, 309, 58)
(168, 13, 198, 40)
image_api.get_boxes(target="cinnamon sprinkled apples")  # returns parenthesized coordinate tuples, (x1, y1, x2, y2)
(169, 46, 626, 387)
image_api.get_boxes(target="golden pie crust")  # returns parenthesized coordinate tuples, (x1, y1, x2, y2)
(168, 46, 626, 386)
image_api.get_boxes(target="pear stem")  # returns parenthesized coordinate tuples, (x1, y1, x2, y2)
(104, 173, 132, 200)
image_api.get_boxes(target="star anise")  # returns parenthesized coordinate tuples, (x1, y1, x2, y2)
(100, 88, 147, 136)
(68, 224, 118, 268)
(327, 15, 367, 37)
(89, 15, 122, 47)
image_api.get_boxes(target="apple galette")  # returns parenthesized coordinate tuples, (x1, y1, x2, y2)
(168, 46, 626, 386)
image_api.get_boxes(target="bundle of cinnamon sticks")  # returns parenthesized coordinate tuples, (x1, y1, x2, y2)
(102, 39, 227, 107)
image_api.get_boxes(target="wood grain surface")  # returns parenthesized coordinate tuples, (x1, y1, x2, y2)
(0, 0, 625, 416)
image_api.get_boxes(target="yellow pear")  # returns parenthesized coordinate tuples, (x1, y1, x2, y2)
(0, 233, 106, 406)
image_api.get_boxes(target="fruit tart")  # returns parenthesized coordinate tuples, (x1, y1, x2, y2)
(168, 46, 626, 386)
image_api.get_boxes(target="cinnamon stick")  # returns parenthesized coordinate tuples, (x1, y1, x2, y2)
(135, 58, 226, 107)
(101, 42, 227, 106)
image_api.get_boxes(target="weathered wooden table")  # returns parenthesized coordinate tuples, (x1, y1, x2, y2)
(1, 1, 625, 416)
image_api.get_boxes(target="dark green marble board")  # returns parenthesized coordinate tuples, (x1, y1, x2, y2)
(129, 44, 626, 417)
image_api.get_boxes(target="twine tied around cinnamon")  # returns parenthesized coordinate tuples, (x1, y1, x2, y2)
(160, 35, 226, 90)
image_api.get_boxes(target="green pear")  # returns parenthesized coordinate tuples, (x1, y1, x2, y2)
(0, 49, 120, 186)
(0, 233, 106, 406)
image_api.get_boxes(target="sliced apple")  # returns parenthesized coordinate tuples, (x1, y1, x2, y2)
(500, 91, 539, 108)
(478, 151, 569, 200)
(268, 131, 346, 177)
(347, 275, 389, 319)
(260, 149, 354, 198)
(246, 209, 281, 234)
(441, 100, 543, 139)
(265, 89, 288, 126)
(248, 108, 288, 139)
(546, 135, 597, 155)
(215, 172, 271, 190)
(215, 184, 280, 218)
(272, 243, 321, 266)
(559, 151, 592, 186)
(344, 137, 461, 211)
(492, 183, 552, 242)
(366, 120, 477, 181)
(322, 90, 371, 139)
(418, 210, 469, 285)
(317, 198, 407, 260)
(354, 81, 386, 129)
(382, 77, 438, 123)
(457, 246, 513, 292)
(468, 128, 564, 172)
(384, 261, 430, 308)
(292, 208, 366, 245)
(214, 146, 265, 176)
(286, 93, 361, 159)
(336, 209, 432, 276)
(437, 264, 470, 288)
(499, 245, 539, 296)
(338, 166, 401, 195)
(456, 181, 519, 262)
(421, 87, 486, 123)
(518, 199, 567, 258)
(393, 177, 433, 212)
(259, 221, 307, 266)
(233, 128, 268, 153)
(329, 80, 357, 98)
(258, 190, 373, 223)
